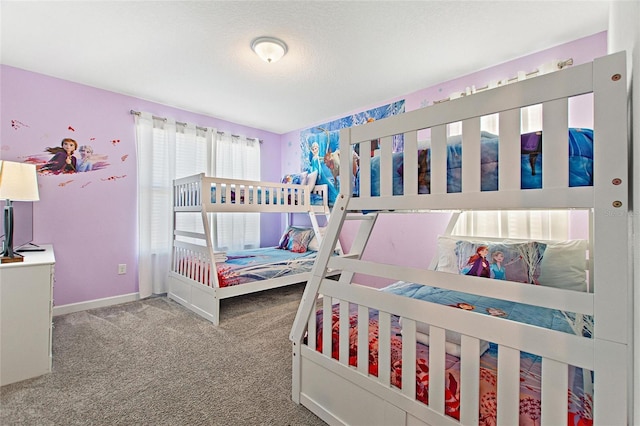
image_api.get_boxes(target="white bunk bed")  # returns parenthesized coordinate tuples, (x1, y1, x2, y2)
(290, 52, 632, 425)
(168, 173, 336, 325)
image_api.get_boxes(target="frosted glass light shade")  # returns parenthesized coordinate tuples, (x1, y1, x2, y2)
(0, 161, 40, 201)
(251, 37, 288, 63)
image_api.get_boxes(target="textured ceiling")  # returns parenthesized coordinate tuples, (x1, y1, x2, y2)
(1, 1, 610, 134)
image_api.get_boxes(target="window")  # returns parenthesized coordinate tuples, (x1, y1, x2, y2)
(135, 112, 260, 296)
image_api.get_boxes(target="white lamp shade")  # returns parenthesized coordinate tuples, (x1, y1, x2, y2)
(251, 37, 287, 63)
(0, 160, 40, 201)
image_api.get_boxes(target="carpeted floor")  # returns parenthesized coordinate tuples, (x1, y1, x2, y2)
(0, 283, 326, 425)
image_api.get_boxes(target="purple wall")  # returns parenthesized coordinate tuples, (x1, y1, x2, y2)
(0, 32, 607, 305)
(280, 32, 606, 288)
(0, 66, 281, 306)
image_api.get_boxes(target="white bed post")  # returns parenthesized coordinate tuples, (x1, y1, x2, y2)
(591, 51, 630, 425)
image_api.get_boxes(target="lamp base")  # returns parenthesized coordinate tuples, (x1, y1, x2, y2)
(1, 254, 24, 264)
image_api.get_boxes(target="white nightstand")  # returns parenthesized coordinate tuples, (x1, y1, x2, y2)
(0, 245, 55, 386)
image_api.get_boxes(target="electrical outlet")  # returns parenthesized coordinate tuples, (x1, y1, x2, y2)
(118, 264, 127, 275)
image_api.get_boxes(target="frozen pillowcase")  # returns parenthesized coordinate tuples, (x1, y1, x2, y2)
(537, 239, 588, 292)
(306, 170, 318, 189)
(282, 172, 308, 185)
(435, 235, 587, 290)
(277, 226, 315, 253)
(455, 240, 546, 284)
(435, 235, 546, 284)
(434, 235, 489, 274)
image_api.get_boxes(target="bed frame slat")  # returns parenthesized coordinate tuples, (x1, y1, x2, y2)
(360, 140, 372, 199)
(401, 318, 417, 400)
(459, 335, 481, 425)
(377, 311, 392, 386)
(461, 117, 482, 194)
(541, 358, 569, 426)
(357, 305, 369, 375)
(497, 345, 521, 425)
(403, 131, 418, 196)
(542, 98, 569, 188)
(430, 125, 447, 195)
(339, 300, 350, 365)
(498, 109, 521, 191)
(428, 326, 446, 415)
(322, 297, 333, 357)
(380, 136, 393, 197)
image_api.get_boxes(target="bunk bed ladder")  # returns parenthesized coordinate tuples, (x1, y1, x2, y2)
(333, 211, 378, 285)
(290, 195, 378, 399)
(309, 210, 345, 255)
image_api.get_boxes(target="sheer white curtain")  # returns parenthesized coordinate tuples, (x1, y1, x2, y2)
(135, 112, 213, 297)
(136, 112, 261, 296)
(213, 132, 261, 251)
(452, 210, 571, 240)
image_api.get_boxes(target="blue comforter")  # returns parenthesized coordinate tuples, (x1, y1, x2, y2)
(217, 247, 318, 287)
(381, 281, 577, 335)
(358, 128, 593, 196)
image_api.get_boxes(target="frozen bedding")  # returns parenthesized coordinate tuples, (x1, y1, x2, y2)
(215, 247, 319, 287)
(310, 281, 593, 425)
(356, 128, 593, 196)
(179, 247, 319, 288)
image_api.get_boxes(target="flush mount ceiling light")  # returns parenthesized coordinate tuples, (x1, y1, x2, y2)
(251, 37, 288, 63)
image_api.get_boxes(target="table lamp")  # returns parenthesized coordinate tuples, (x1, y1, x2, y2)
(0, 161, 40, 263)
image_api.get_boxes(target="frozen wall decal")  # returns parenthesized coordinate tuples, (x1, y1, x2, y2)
(300, 100, 405, 204)
(20, 123, 116, 183)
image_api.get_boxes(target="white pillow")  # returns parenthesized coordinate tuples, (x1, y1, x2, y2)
(307, 226, 327, 252)
(434, 235, 460, 273)
(538, 239, 588, 292)
(306, 170, 318, 189)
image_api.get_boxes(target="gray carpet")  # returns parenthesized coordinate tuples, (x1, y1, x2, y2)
(0, 284, 326, 425)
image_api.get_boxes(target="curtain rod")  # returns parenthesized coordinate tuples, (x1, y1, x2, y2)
(433, 58, 574, 105)
(129, 110, 263, 143)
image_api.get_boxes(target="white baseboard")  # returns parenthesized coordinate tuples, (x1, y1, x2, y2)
(53, 293, 141, 317)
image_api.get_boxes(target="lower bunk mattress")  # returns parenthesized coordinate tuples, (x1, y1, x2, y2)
(215, 247, 319, 287)
(310, 281, 593, 425)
